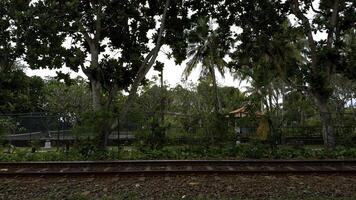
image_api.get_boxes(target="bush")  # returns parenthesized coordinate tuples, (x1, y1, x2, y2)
(2, 142, 356, 161)
(29, 139, 41, 153)
(0, 117, 15, 145)
(133, 115, 167, 150)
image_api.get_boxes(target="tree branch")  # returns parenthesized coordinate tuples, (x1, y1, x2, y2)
(80, 64, 92, 79)
(290, 0, 318, 69)
(94, 3, 102, 45)
(78, 21, 94, 50)
(327, 0, 339, 48)
(118, 0, 170, 123)
(309, 0, 324, 15)
(285, 76, 309, 93)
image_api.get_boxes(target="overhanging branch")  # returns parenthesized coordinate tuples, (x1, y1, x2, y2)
(116, 0, 170, 125)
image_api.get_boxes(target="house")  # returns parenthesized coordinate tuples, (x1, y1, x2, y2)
(228, 106, 267, 141)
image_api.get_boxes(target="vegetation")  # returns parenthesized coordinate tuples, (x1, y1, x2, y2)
(0, 0, 355, 156)
(2, 144, 356, 162)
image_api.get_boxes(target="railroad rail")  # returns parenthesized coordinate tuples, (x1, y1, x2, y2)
(1, 160, 356, 176)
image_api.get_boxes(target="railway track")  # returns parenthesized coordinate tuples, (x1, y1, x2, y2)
(0, 160, 356, 176)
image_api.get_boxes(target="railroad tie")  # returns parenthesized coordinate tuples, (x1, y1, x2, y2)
(38, 168, 49, 172)
(4, 160, 356, 176)
(285, 166, 296, 171)
(305, 166, 317, 171)
(344, 166, 356, 171)
(104, 167, 112, 172)
(266, 166, 275, 171)
(324, 166, 337, 171)
(15, 168, 27, 173)
(164, 166, 172, 180)
(59, 168, 69, 173)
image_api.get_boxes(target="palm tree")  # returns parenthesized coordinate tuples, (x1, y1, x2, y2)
(183, 18, 226, 113)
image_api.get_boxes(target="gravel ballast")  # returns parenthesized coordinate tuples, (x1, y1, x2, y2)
(0, 174, 355, 200)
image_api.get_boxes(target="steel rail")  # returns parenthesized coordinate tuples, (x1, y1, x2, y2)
(1, 160, 356, 176)
(1, 159, 356, 164)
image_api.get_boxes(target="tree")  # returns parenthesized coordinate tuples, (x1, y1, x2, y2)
(226, 0, 355, 149)
(43, 77, 91, 124)
(18, 0, 177, 149)
(285, 0, 355, 149)
(1, 1, 45, 113)
(219, 86, 246, 113)
(330, 74, 356, 112)
(119, 0, 171, 122)
(0, 0, 27, 72)
(0, 64, 45, 114)
(183, 18, 227, 113)
(235, 64, 290, 145)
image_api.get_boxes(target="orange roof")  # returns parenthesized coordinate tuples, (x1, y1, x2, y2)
(229, 106, 247, 114)
(229, 106, 263, 117)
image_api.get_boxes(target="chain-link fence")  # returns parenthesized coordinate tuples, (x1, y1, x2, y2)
(0, 111, 355, 147)
(0, 113, 71, 147)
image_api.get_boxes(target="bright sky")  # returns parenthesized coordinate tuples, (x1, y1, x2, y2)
(24, 45, 242, 89)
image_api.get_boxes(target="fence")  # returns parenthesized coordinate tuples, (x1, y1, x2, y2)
(0, 111, 355, 147)
(0, 113, 72, 146)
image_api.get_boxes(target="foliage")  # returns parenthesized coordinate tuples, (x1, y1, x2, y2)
(1, 0, 355, 152)
(2, 144, 356, 161)
(0, 0, 27, 71)
(128, 79, 244, 150)
(29, 139, 41, 153)
(134, 116, 167, 150)
(71, 110, 116, 149)
(255, 117, 269, 141)
(227, 0, 355, 149)
(183, 17, 228, 112)
(43, 77, 91, 120)
(0, 118, 9, 145)
(0, 68, 45, 114)
(11, 0, 186, 148)
(0, 117, 15, 135)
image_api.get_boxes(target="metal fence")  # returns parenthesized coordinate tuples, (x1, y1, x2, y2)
(0, 113, 72, 146)
(1, 111, 355, 147)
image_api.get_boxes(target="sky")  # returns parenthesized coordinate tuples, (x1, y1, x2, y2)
(24, 42, 243, 90)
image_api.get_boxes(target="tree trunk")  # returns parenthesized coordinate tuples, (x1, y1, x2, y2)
(90, 79, 103, 111)
(160, 69, 165, 123)
(96, 127, 108, 149)
(87, 46, 109, 150)
(209, 66, 221, 113)
(314, 95, 336, 150)
(352, 93, 356, 118)
(79, 5, 112, 150)
(267, 85, 276, 146)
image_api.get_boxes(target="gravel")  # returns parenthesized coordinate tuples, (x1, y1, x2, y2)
(0, 174, 355, 199)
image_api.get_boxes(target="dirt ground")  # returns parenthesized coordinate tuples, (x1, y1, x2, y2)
(0, 174, 355, 200)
